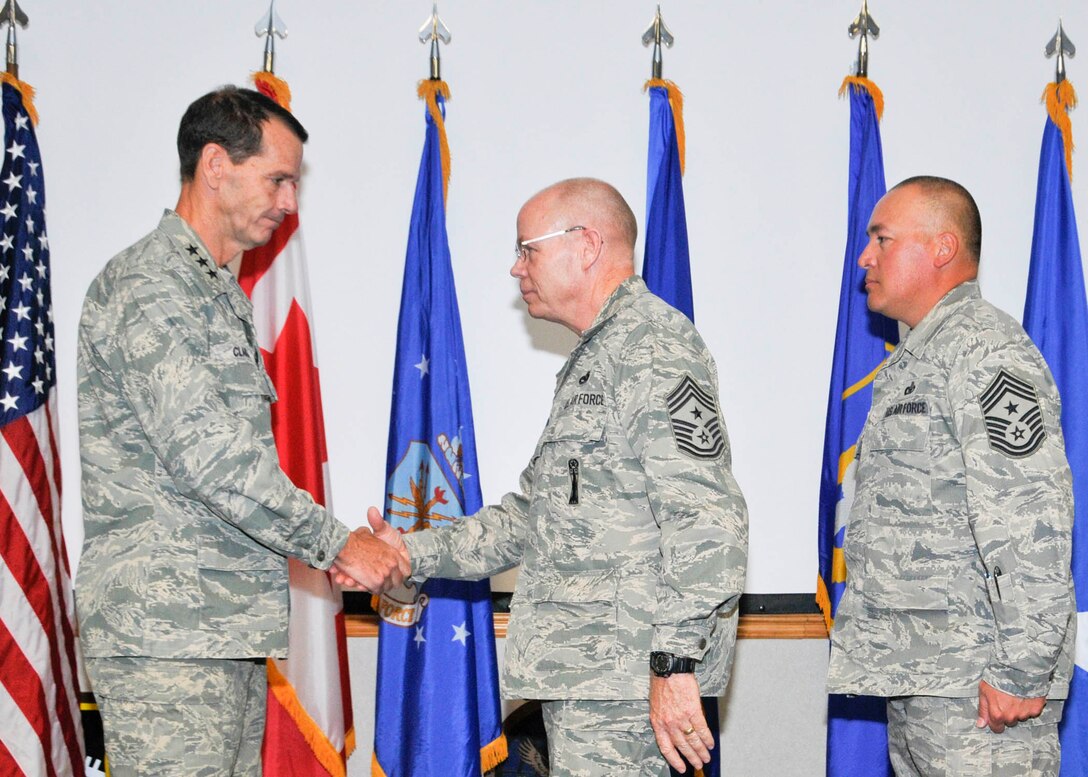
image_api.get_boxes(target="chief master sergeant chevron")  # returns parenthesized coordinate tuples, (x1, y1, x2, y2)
(360, 177, 748, 776)
(827, 176, 1076, 775)
(75, 86, 408, 776)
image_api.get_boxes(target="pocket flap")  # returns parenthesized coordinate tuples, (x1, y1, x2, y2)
(542, 409, 606, 444)
(527, 569, 617, 603)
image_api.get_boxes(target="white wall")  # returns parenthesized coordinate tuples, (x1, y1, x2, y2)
(36, 1, 1088, 593)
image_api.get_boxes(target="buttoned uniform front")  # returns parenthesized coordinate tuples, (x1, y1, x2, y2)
(404, 276, 748, 701)
(828, 280, 1075, 702)
(76, 210, 349, 660)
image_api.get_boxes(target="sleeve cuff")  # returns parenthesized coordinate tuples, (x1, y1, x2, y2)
(310, 519, 350, 571)
(402, 531, 439, 582)
(652, 623, 711, 661)
(982, 662, 1052, 699)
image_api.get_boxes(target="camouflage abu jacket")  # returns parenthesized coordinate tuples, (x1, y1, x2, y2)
(828, 280, 1075, 699)
(405, 276, 748, 700)
(76, 211, 348, 659)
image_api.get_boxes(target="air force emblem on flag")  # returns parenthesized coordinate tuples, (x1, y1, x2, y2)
(980, 369, 1046, 458)
(666, 374, 725, 461)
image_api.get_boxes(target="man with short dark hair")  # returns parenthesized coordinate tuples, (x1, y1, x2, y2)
(364, 177, 748, 776)
(76, 86, 406, 776)
(827, 176, 1076, 775)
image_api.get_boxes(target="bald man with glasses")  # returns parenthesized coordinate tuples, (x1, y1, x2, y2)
(363, 177, 748, 775)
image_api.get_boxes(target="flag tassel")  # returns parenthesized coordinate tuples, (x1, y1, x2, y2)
(0, 70, 36, 124)
(838, 76, 884, 122)
(253, 70, 294, 112)
(417, 79, 452, 205)
(1043, 80, 1077, 180)
(644, 78, 685, 174)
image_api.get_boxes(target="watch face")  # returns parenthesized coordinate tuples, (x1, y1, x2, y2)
(651, 652, 671, 674)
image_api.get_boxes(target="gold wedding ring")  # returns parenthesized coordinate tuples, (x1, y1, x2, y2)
(681, 726, 695, 736)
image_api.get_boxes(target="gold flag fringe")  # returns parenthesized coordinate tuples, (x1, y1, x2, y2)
(1044, 80, 1077, 181)
(418, 79, 452, 206)
(267, 658, 352, 777)
(0, 72, 38, 126)
(816, 576, 834, 634)
(252, 70, 293, 112)
(372, 734, 507, 776)
(838, 76, 884, 123)
(644, 78, 686, 175)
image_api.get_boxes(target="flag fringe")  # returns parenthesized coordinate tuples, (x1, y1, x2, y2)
(252, 71, 294, 112)
(645, 78, 686, 175)
(0, 72, 38, 125)
(371, 735, 509, 775)
(481, 733, 509, 772)
(267, 658, 350, 777)
(418, 79, 452, 205)
(816, 576, 834, 634)
(838, 76, 884, 123)
(1043, 80, 1077, 181)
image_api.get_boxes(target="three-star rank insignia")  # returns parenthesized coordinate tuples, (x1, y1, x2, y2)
(665, 374, 725, 461)
(979, 369, 1046, 458)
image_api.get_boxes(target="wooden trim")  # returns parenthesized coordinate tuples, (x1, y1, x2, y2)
(346, 612, 827, 640)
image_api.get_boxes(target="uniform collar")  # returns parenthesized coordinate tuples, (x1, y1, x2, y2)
(579, 274, 645, 343)
(897, 279, 981, 361)
(157, 209, 252, 312)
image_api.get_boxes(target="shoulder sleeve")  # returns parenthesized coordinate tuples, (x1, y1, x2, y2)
(949, 329, 1074, 697)
(107, 266, 348, 568)
(615, 322, 748, 659)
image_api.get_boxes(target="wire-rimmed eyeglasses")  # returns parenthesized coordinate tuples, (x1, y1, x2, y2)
(513, 226, 586, 262)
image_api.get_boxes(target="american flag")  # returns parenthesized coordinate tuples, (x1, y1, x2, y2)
(0, 77, 84, 776)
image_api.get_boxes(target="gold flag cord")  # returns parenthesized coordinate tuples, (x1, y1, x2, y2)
(644, 78, 686, 175)
(1044, 80, 1077, 180)
(417, 79, 452, 205)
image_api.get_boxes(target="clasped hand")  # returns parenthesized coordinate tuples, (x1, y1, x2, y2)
(330, 507, 411, 593)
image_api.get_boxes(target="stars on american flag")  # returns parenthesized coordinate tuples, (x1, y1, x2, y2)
(0, 108, 53, 424)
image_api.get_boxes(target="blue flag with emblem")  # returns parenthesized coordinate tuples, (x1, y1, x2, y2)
(1022, 78, 1088, 777)
(642, 77, 718, 777)
(818, 77, 898, 777)
(371, 80, 507, 777)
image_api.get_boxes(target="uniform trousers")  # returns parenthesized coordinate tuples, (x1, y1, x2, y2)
(85, 656, 266, 777)
(887, 695, 1063, 777)
(541, 699, 670, 777)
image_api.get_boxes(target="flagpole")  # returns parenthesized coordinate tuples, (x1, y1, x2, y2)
(1025, 22, 1087, 776)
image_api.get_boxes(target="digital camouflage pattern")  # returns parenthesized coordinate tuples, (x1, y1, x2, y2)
(541, 699, 670, 777)
(828, 281, 1076, 699)
(405, 276, 748, 700)
(886, 695, 1063, 777)
(77, 211, 348, 659)
(85, 656, 265, 776)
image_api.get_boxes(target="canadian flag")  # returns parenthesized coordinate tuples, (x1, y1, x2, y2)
(236, 72, 354, 777)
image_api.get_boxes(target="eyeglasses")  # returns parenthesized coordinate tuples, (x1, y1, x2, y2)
(514, 226, 586, 262)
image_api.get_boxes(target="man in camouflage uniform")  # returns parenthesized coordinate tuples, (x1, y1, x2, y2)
(76, 87, 407, 776)
(827, 176, 1076, 776)
(365, 178, 748, 776)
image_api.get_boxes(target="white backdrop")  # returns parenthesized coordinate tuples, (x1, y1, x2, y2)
(33, 1, 1088, 594)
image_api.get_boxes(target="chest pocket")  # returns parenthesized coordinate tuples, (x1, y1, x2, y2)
(861, 407, 948, 613)
(208, 294, 276, 404)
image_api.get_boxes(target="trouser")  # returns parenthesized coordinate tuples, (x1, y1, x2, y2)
(85, 656, 266, 777)
(886, 695, 1064, 777)
(541, 698, 670, 777)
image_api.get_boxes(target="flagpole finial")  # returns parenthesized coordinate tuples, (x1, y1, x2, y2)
(0, 0, 27, 78)
(418, 3, 451, 81)
(641, 5, 674, 81)
(1046, 20, 1076, 84)
(847, 0, 879, 78)
(254, 1, 288, 74)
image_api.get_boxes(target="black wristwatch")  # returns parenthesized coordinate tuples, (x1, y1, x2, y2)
(650, 651, 696, 678)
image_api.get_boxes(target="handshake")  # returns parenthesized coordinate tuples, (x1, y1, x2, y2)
(330, 506, 412, 593)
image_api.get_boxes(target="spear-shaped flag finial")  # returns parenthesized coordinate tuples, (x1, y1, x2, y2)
(254, 0, 287, 74)
(418, 3, 451, 81)
(848, 0, 879, 78)
(1046, 20, 1076, 84)
(641, 5, 674, 81)
(0, 0, 27, 77)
